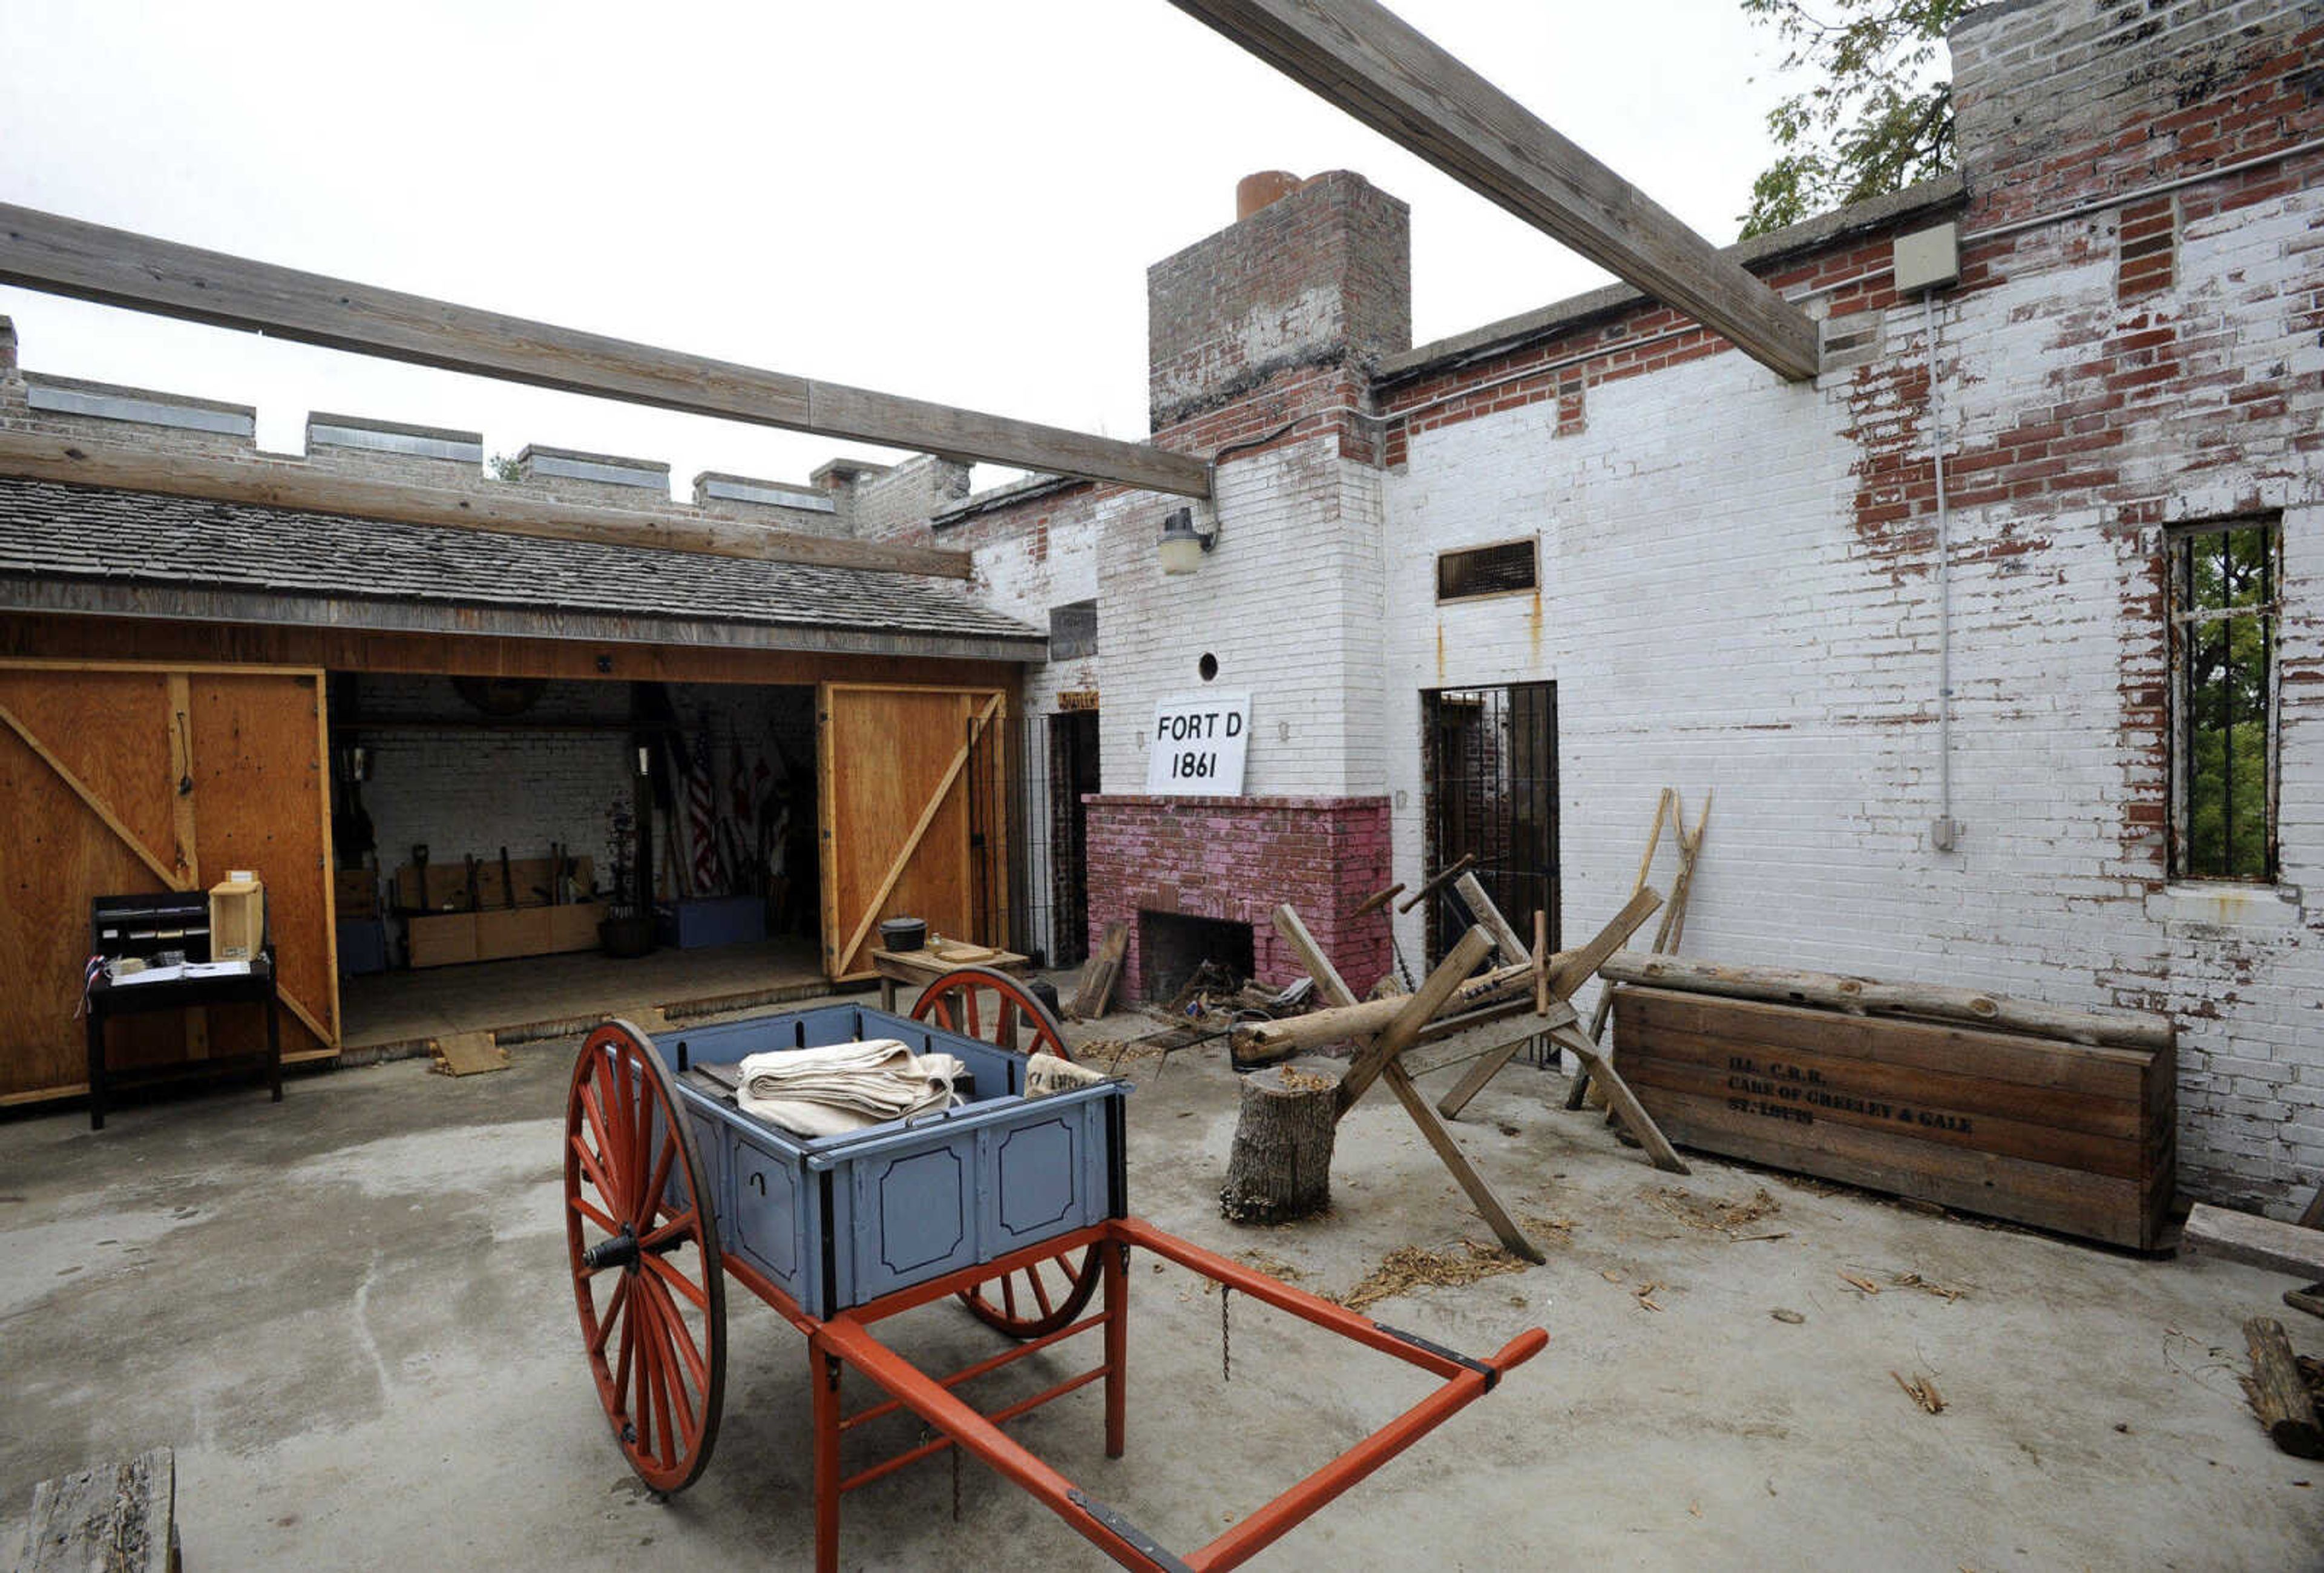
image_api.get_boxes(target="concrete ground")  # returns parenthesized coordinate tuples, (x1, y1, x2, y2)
(4, 993, 2321, 1571)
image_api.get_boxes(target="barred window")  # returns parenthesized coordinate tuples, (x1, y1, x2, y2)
(1436, 538, 1538, 602)
(2170, 519, 2279, 881)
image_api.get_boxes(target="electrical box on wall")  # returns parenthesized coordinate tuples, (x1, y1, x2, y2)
(1893, 223, 1961, 292)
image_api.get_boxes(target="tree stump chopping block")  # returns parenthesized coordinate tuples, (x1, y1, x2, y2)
(1219, 1059, 1342, 1224)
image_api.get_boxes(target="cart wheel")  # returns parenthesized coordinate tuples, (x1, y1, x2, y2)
(912, 967, 1104, 1341)
(566, 1019, 726, 1494)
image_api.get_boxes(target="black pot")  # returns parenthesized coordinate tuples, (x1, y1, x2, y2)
(880, 916, 927, 953)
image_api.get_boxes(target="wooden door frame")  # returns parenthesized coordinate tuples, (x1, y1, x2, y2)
(816, 681, 1009, 982)
(0, 657, 342, 1058)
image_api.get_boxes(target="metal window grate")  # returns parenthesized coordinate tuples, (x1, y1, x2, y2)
(1436, 539, 1537, 602)
(2168, 517, 2279, 881)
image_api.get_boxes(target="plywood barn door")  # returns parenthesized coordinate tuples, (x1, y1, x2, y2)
(817, 683, 1008, 981)
(0, 662, 339, 1102)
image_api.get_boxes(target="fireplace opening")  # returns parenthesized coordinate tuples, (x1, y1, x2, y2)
(1138, 911, 1255, 1003)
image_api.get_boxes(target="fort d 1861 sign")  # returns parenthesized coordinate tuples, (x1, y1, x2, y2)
(1145, 691, 1251, 795)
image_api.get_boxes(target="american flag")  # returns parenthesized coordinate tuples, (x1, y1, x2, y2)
(77, 953, 105, 1018)
(686, 732, 722, 896)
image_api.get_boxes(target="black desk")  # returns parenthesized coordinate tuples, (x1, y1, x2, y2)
(84, 938, 281, 1132)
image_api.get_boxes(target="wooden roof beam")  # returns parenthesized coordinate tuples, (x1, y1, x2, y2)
(0, 430, 979, 579)
(0, 204, 1214, 498)
(1164, 0, 1823, 381)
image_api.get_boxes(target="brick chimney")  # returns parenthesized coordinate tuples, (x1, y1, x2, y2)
(1147, 170, 1410, 438)
(0, 317, 16, 381)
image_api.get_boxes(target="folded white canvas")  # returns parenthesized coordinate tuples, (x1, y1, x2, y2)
(735, 1040, 967, 1137)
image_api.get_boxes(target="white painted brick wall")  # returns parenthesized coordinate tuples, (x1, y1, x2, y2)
(1098, 436, 1387, 798)
(1382, 177, 2324, 1211)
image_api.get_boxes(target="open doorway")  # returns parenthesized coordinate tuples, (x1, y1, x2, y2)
(329, 674, 825, 1052)
(1047, 709, 1101, 968)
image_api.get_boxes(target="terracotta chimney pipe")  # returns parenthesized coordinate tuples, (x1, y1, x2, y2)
(1236, 171, 1302, 221)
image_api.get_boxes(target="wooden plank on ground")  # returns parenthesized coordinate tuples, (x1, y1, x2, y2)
(430, 1030, 509, 1077)
(0, 205, 1212, 498)
(1070, 922, 1130, 1020)
(2187, 1204, 2324, 1279)
(21, 1447, 179, 1572)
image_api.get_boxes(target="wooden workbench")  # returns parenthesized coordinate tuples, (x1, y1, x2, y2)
(872, 944, 1031, 1013)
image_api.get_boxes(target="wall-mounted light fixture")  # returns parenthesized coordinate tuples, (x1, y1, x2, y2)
(636, 743, 653, 777)
(1159, 507, 1216, 575)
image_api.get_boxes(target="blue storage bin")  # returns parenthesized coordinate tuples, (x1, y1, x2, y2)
(661, 1002, 1128, 1319)
(336, 918, 389, 976)
(655, 895, 767, 950)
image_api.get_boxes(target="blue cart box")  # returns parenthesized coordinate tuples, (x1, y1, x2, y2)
(655, 895, 767, 950)
(660, 1002, 1128, 1321)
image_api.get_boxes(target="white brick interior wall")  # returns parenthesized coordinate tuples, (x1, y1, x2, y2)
(350, 675, 816, 945)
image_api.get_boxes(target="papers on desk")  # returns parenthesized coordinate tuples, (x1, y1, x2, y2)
(108, 959, 251, 985)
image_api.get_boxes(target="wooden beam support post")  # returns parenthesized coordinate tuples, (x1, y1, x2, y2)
(1272, 905, 1541, 1263)
(0, 203, 1213, 498)
(1438, 883, 1661, 1120)
(0, 431, 977, 579)
(1163, 0, 1823, 380)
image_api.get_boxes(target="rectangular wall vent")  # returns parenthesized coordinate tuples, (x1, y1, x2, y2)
(1436, 538, 1538, 602)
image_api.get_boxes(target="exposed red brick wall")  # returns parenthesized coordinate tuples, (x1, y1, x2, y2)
(1085, 794, 1391, 998)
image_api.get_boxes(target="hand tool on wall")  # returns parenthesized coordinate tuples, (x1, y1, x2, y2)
(500, 846, 515, 909)
(1396, 852, 1475, 914)
(1344, 882, 1414, 991)
(465, 854, 481, 913)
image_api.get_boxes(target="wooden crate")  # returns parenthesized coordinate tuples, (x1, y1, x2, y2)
(407, 913, 478, 969)
(1610, 986, 2175, 1249)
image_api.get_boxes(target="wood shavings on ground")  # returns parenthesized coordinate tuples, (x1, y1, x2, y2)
(1521, 1214, 1575, 1242)
(1236, 1249, 1302, 1283)
(1078, 1036, 1172, 1067)
(1333, 1241, 1529, 1314)
(1839, 1272, 1882, 1295)
(1892, 1270, 1970, 1302)
(1634, 1281, 1666, 1312)
(1645, 1185, 1784, 1236)
(1893, 1370, 1946, 1413)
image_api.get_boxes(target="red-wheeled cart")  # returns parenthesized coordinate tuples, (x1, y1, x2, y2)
(565, 967, 1545, 1571)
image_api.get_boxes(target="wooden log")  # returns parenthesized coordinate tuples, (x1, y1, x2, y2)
(20, 1447, 179, 1572)
(1219, 1058, 1342, 1224)
(2242, 1317, 2324, 1459)
(1598, 952, 2174, 1051)
(1231, 952, 1543, 1059)
(1337, 926, 1497, 1117)
(2186, 1203, 2324, 1279)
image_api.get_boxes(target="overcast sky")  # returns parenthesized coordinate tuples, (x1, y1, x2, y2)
(0, 1, 1793, 493)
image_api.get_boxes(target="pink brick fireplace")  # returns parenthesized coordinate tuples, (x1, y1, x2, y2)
(1083, 794, 1392, 1000)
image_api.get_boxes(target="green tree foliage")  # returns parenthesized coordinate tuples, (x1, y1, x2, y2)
(2181, 527, 2275, 879)
(1738, 0, 1969, 238)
